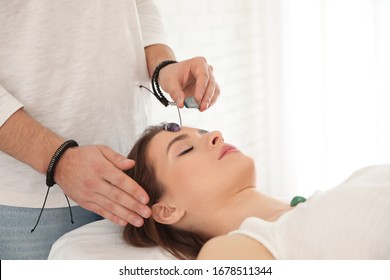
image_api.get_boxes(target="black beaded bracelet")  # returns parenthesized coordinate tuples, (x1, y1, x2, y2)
(151, 60, 178, 107)
(46, 140, 79, 187)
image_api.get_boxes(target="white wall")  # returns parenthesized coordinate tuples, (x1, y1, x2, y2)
(265, 0, 390, 198)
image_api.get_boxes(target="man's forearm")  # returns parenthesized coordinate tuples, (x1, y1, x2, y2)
(0, 108, 64, 174)
(144, 44, 176, 78)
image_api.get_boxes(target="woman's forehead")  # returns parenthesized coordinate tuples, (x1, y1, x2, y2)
(152, 126, 192, 145)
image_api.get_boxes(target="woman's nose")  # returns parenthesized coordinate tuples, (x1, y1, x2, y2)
(208, 131, 224, 147)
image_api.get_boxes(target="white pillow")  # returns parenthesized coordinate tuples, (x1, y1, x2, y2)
(48, 219, 175, 260)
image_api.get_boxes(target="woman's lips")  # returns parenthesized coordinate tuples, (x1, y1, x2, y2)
(219, 144, 238, 160)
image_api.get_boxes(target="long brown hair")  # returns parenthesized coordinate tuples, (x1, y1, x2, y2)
(122, 124, 208, 259)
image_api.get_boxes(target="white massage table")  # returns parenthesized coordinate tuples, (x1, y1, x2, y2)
(48, 219, 175, 260)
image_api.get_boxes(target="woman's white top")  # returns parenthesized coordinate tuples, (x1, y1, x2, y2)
(0, 0, 167, 208)
(230, 164, 390, 259)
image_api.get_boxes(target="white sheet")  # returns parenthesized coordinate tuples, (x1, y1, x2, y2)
(48, 219, 175, 260)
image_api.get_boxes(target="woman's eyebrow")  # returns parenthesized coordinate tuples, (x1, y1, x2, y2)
(166, 134, 189, 154)
(166, 129, 208, 154)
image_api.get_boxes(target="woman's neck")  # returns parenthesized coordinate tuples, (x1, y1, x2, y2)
(203, 187, 292, 237)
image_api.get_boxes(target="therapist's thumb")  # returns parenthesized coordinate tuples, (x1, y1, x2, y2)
(166, 84, 186, 108)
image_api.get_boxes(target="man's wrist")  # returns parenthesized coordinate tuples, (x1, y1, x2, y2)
(46, 140, 79, 187)
(0, 108, 66, 175)
(144, 44, 176, 78)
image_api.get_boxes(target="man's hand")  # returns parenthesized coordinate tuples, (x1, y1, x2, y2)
(144, 44, 220, 112)
(55, 145, 151, 227)
(0, 109, 150, 227)
(158, 57, 220, 112)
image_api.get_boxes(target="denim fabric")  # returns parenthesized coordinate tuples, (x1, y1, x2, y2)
(0, 205, 102, 259)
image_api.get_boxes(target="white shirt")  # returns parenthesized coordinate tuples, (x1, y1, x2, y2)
(230, 164, 390, 259)
(0, 0, 167, 208)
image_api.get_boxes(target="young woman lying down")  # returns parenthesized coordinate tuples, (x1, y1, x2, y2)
(122, 123, 390, 260)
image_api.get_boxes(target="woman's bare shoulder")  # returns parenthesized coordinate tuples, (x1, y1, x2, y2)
(197, 234, 274, 260)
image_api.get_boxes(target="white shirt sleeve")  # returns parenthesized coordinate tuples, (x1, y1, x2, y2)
(0, 84, 24, 127)
(136, 0, 168, 47)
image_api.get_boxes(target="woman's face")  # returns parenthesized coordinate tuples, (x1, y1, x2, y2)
(147, 126, 256, 216)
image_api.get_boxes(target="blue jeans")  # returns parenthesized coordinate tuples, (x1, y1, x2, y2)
(0, 204, 102, 259)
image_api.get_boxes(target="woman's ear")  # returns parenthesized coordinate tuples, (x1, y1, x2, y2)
(151, 202, 185, 225)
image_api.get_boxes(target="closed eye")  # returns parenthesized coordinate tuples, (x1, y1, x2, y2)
(178, 146, 194, 156)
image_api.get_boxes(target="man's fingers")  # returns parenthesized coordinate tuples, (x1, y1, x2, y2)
(86, 197, 146, 227)
(169, 87, 186, 108)
(108, 168, 149, 203)
(97, 145, 135, 170)
(193, 59, 209, 102)
(104, 180, 151, 218)
(95, 145, 150, 206)
(192, 60, 220, 111)
(210, 83, 221, 107)
(91, 179, 152, 225)
(95, 163, 151, 215)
